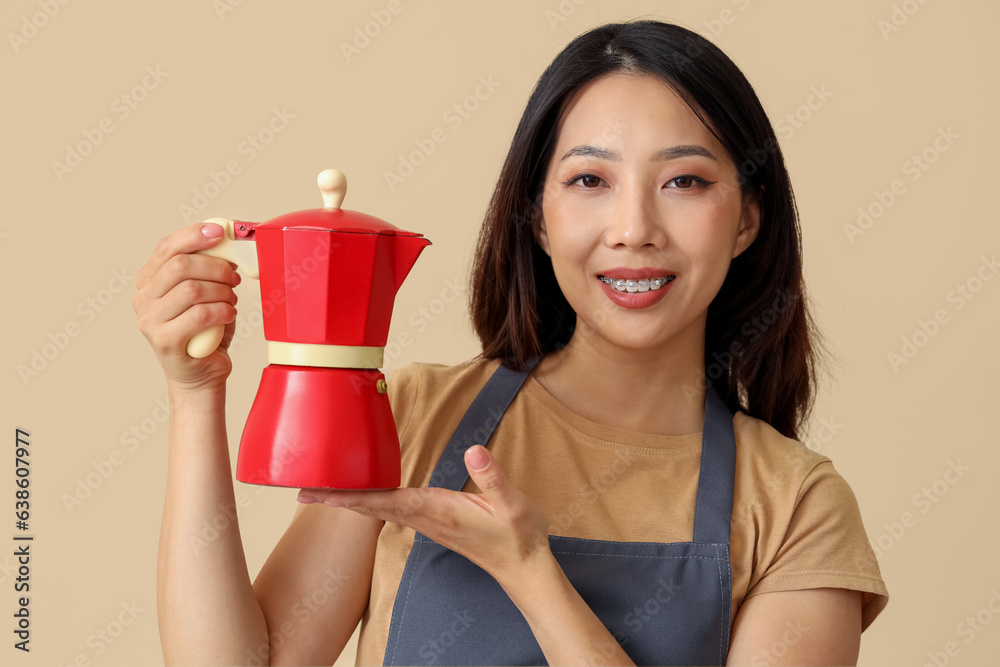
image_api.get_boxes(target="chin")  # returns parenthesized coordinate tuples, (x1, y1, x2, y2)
(589, 326, 679, 354)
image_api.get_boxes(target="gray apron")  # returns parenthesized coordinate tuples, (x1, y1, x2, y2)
(383, 359, 735, 665)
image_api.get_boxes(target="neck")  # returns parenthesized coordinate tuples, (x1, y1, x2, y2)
(533, 318, 708, 436)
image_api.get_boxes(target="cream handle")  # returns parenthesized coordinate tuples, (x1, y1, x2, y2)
(186, 218, 261, 358)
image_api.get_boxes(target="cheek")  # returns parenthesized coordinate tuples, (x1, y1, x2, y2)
(673, 198, 740, 255)
(542, 202, 596, 263)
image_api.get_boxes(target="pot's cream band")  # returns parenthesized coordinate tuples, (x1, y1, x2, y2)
(267, 342, 384, 369)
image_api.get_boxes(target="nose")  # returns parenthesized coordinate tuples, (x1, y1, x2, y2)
(603, 183, 668, 250)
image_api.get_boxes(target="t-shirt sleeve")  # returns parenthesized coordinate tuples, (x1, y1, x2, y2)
(386, 362, 421, 451)
(746, 460, 889, 632)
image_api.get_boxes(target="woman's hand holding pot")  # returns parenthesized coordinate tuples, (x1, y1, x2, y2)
(133, 222, 241, 394)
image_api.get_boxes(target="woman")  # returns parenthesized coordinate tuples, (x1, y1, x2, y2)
(134, 19, 888, 666)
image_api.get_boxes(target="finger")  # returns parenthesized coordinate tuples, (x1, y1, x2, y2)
(464, 445, 518, 510)
(135, 275, 238, 351)
(329, 489, 435, 516)
(144, 251, 240, 303)
(136, 222, 231, 291)
(153, 301, 238, 356)
(134, 262, 239, 352)
(299, 488, 449, 532)
(155, 275, 239, 326)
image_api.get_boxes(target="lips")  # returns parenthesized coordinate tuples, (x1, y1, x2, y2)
(597, 275, 675, 308)
(598, 267, 677, 281)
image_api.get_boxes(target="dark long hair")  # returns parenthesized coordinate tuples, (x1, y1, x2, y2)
(470, 19, 824, 440)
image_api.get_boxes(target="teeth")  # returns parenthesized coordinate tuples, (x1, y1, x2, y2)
(599, 275, 674, 292)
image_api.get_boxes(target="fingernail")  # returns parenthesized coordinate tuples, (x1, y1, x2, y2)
(466, 445, 489, 471)
(231, 272, 241, 286)
(297, 493, 318, 504)
(202, 224, 223, 238)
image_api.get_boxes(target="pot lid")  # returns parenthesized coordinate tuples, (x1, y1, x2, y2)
(257, 169, 424, 237)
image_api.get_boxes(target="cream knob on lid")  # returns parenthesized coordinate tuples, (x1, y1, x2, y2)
(318, 169, 347, 209)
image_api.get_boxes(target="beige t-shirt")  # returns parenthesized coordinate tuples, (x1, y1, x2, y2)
(354, 358, 889, 665)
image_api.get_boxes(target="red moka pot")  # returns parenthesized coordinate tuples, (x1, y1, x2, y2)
(185, 169, 431, 489)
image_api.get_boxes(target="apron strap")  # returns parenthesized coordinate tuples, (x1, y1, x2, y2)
(692, 385, 736, 545)
(428, 357, 541, 493)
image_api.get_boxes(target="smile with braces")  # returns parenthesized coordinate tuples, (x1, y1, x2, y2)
(598, 275, 676, 293)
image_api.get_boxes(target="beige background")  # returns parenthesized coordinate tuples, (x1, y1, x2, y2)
(2, 0, 997, 665)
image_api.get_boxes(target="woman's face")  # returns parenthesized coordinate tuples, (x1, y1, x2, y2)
(536, 72, 760, 356)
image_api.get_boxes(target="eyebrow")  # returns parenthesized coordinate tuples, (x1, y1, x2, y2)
(559, 144, 719, 162)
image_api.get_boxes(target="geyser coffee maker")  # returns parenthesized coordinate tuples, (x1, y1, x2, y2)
(185, 168, 430, 489)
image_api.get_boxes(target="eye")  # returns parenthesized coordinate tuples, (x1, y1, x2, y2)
(563, 173, 605, 188)
(666, 175, 714, 189)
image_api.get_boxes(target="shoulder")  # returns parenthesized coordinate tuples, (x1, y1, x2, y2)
(730, 412, 889, 631)
(731, 411, 874, 538)
(388, 356, 502, 399)
(731, 411, 833, 498)
(731, 410, 865, 551)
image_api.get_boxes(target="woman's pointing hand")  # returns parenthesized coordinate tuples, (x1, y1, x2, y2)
(298, 445, 552, 587)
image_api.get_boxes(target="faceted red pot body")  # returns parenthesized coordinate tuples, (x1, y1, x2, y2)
(254, 208, 431, 346)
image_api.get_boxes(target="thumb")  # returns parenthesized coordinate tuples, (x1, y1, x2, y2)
(465, 445, 516, 507)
